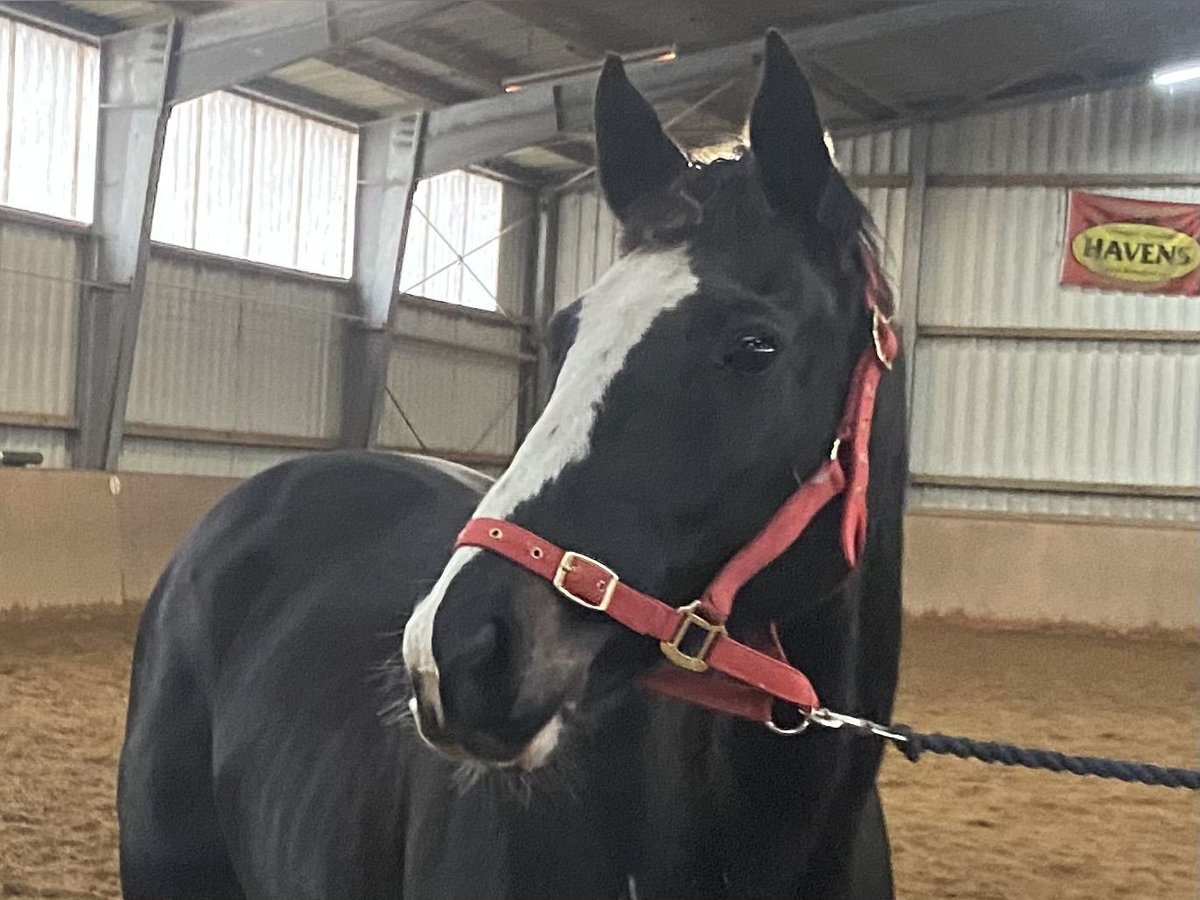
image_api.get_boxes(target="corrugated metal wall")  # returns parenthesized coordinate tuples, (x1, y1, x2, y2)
(912, 83, 1200, 524)
(379, 300, 523, 462)
(0, 424, 69, 466)
(856, 185, 909, 303)
(0, 216, 79, 465)
(0, 15, 531, 479)
(377, 183, 532, 466)
(930, 85, 1200, 175)
(129, 253, 346, 437)
(0, 19, 91, 466)
(833, 129, 911, 174)
(912, 337, 1198, 486)
(920, 186, 1200, 330)
(119, 250, 349, 475)
(118, 438, 304, 478)
(554, 188, 621, 308)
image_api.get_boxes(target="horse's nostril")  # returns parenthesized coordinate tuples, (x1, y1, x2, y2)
(439, 620, 502, 674)
(433, 616, 553, 762)
(435, 619, 521, 739)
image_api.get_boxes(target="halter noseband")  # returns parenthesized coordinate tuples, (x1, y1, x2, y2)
(454, 268, 898, 726)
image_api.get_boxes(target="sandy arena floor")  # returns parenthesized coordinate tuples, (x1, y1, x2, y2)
(1, 609, 1196, 899)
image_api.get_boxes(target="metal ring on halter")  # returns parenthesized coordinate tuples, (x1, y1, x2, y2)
(765, 705, 815, 736)
(791, 438, 845, 485)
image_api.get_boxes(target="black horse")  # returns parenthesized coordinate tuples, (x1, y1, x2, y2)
(118, 32, 906, 899)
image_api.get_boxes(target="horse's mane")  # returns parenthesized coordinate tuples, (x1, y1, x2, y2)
(618, 152, 894, 318)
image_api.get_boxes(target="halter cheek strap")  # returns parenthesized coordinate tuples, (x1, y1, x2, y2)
(453, 275, 898, 725)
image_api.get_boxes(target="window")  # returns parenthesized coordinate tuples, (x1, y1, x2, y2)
(152, 91, 357, 278)
(400, 170, 503, 310)
(0, 16, 98, 222)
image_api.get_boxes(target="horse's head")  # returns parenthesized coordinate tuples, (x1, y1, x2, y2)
(402, 32, 889, 769)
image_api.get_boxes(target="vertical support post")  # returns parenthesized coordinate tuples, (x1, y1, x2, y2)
(898, 122, 931, 430)
(340, 112, 427, 449)
(529, 190, 559, 421)
(74, 21, 179, 470)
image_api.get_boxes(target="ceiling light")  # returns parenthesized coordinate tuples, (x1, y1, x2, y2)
(501, 45, 677, 94)
(1152, 61, 1200, 87)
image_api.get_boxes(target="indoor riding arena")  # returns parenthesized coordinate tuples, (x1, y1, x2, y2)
(1, 2, 1197, 899)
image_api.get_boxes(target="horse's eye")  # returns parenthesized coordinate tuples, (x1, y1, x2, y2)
(723, 335, 778, 373)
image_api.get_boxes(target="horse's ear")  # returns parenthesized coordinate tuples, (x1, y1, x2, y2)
(749, 30, 834, 221)
(594, 54, 687, 222)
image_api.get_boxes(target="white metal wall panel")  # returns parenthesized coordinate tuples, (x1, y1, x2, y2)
(380, 346, 519, 457)
(382, 303, 522, 457)
(832, 127, 912, 176)
(909, 485, 1199, 526)
(931, 84, 1200, 175)
(0, 220, 77, 418)
(920, 186, 1200, 331)
(856, 186, 908, 310)
(127, 253, 346, 438)
(120, 437, 303, 477)
(392, 302, 523, 357)
(0, 18, 98, 222)
(235, 275, 345, 436)
(913, 81, 1200, 527)
(554, 188, 621, 307)
(910, 337, 1199, 488)
(0, 426, 68, 467)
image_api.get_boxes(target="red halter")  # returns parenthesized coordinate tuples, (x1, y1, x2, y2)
(455, 267, 898, 726)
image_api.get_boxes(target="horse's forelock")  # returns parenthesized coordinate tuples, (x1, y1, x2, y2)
(616, 154, 889, 315)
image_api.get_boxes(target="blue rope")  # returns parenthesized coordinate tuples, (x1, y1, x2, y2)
(890, 724, 1200, 790)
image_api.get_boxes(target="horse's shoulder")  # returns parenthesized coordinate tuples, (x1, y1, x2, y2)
(145, 451, 487, 666)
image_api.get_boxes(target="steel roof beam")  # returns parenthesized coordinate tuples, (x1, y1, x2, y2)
(417, 1, 1011, 177)
(170, 1, 459, 104)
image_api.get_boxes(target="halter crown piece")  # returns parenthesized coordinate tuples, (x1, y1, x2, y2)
(455, 264, 899, 726)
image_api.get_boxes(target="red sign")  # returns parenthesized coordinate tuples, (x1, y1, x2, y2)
(1060, 190, 1200, 296)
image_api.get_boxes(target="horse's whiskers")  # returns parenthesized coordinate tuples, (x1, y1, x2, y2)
(451, 760, 490, 794)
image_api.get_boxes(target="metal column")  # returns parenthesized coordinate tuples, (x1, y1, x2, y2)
(898, 123, 931, 428)
(516, 190, 559, 440)
(69, 2, 453, 470)
(340, 113, 428, 449)
(74, 22, 178, 470)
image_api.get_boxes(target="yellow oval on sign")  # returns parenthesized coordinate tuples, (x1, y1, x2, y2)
(1072, 222, 1200, 285)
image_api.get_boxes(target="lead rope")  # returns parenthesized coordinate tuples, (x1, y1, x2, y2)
(772, 707, 1200, 790)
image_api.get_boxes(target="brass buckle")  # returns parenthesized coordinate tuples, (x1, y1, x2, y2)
(872, 308, 895, 371)
(552, 551, 618, 612)
(659, 600, 727, 673)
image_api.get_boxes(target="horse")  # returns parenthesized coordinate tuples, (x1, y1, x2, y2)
(117, 31, 907, 899)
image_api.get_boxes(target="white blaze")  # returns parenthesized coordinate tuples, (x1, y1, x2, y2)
(402, 247, 699, 741)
